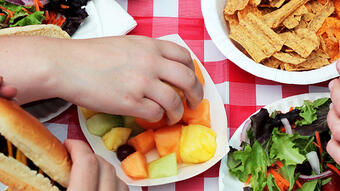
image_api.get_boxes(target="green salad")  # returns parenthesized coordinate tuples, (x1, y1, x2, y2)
(227, 98, 340, 191)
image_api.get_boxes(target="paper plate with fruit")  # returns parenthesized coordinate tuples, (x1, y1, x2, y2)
(78, 34, 229, 186)
(218, 92, 340, 191)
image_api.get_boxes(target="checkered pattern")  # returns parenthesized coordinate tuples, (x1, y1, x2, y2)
(46, 0, 332, 190)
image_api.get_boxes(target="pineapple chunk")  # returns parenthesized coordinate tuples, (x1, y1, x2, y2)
(102, 128, 132, 151)
(180, 124, 216, 163)
(80, 107, 100, 119)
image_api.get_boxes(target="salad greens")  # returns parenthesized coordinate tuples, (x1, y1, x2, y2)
(227, 98, 339, 191)
(0, 0, 89, 35)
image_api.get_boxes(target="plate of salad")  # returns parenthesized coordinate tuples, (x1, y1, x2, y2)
(219, 93, 340, 191)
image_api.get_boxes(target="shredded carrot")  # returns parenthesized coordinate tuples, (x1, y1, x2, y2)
(33, 0, 40, 11)
(37, 0, 43, 8)
(276, 161, 284, 169)
(326, 163, 340, 177)
(21, 7, 32, 14)
(295, 180, 302, 188)
(44, 10, 49, 21)
(269, 169, 290, 191)
(60, 4, 69, 9)
(289, 107, 294, 111)
(313, 142, 321, 148)
(0, 6, 14, 24)
(291, 124, 295, 129)
(245, 175, 251, 186)
(315, 131, 323, 163)
(0, 13, 4, 16)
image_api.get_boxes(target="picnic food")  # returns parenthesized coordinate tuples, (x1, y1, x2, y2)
(86, 113, 123, 136)
(224, 0, 340, 71)
(81, 60, 217, 180)
(148, 153, 178, 179)
(0, 97, 71, 191)
(0, 0, 89, 35)
(227, 97, 340, 190)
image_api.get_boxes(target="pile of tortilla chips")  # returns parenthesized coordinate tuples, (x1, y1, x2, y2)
(224, 0, 340, 71)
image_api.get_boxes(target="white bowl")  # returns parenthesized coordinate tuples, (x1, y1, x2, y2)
(201, 0, 338, 85)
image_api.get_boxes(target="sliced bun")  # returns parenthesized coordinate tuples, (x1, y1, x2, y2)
(0, 98, 71, 188)
(0, 153, 59, 191)
(0, 24, 70, 39)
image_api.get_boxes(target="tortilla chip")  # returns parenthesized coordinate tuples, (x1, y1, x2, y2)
(317, 0, 328, 5)
(283, 50, 330, 71)
(273, 52, 307, 64)
(262, 0, 310, 28)
(280, 28, 320, 58)
(263, 57, 284, 69)
(308, 1, 335, 32)
(323, 37, 339, 60)
(270, 0, 286, 8)
(335, 0, 340, 18)
(237, 5, 262, 20)
(283, 5, 309, 29)
(307, 0, 325, 14)
(249, 0, 261, 6)
(224, 0, 249, 15)
(229, 13, 284, 62)
(225, 13, 239, 25)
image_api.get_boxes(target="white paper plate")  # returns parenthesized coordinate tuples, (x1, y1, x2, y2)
(218, 92, 330, 191)
(201, 0, 338, 85)
(78, 34, 229, 186)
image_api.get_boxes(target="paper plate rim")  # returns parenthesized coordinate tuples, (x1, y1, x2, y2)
(218, 92, 331, 191)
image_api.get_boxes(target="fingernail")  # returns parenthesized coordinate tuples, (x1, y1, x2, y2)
(329, 80, 335, 90)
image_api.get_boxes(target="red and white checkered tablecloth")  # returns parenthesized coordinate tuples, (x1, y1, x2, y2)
(45, 0, 331, 190)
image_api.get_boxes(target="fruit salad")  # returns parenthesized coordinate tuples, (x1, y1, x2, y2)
(80, 60, 218, 180)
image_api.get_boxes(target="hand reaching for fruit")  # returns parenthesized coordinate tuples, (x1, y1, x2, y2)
(0, 36, 203, 125)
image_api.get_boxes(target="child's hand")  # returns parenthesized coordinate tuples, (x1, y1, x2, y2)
(327, 61, 340, 164)
(65, 139, 128, 191)
(56, 36, 204, 125)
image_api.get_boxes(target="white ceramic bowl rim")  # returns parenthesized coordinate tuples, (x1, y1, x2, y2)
(201, 0, 339, 85)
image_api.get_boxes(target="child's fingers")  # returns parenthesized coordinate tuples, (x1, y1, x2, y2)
(157, 40, 195, 72)
(327, 107, 340, 142)
(329, 78, 340, 116)
(327, 138, 340, 165)
(144, 81, 183, 125)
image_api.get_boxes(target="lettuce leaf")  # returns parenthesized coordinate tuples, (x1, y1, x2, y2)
(10, 11, 44, 27)
(295, 98, 330, 126)
(295, 180, 318, 191)
(270, 129, 306, 165)
(229, 141, 270, 191)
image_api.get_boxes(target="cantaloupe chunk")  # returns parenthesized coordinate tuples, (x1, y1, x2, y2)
(121, 151, 148, 179)
(194, 59, 205, 86)
(135, 116, 167, 130)
(128, 129, 155, 154)
(154, 124, 182, 163)
(182, 99, 210, 127)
